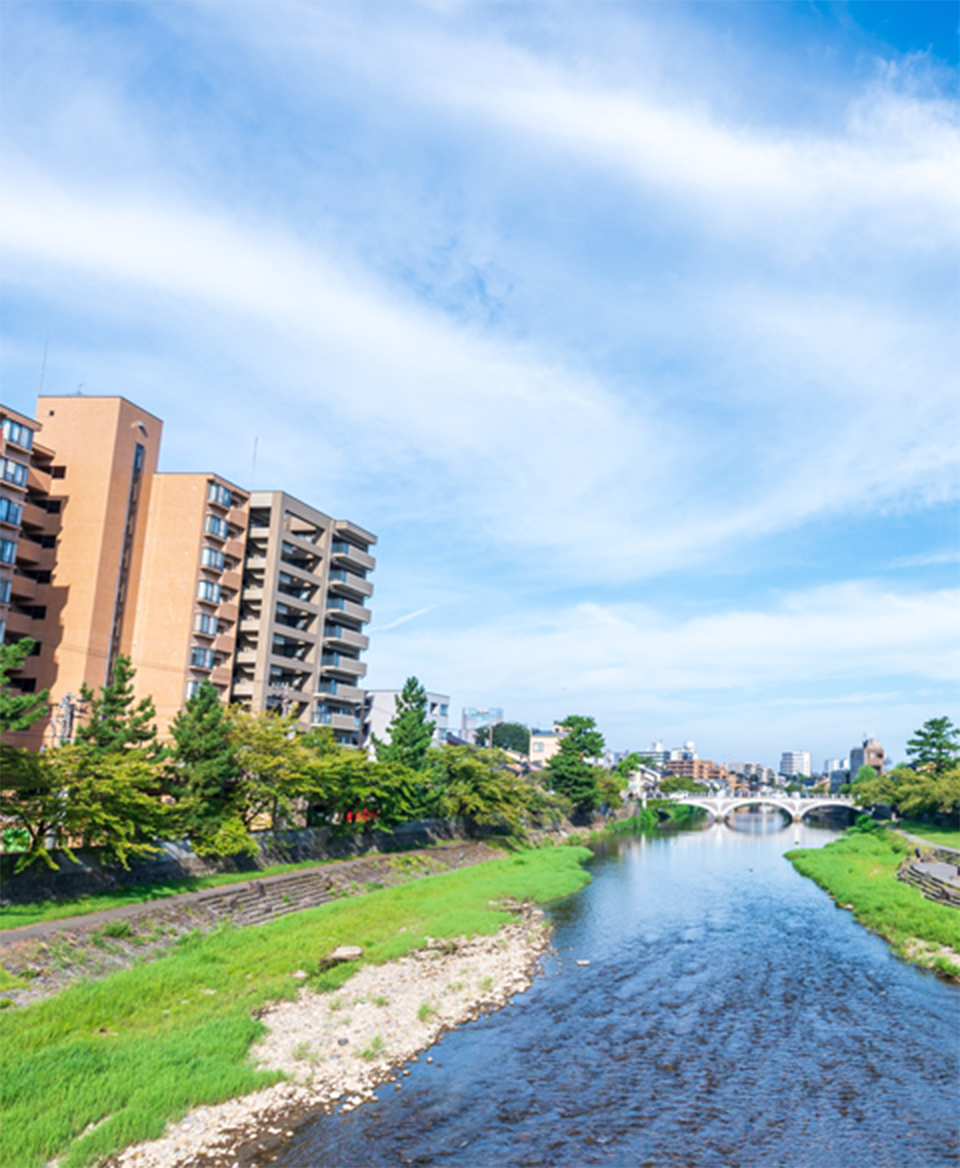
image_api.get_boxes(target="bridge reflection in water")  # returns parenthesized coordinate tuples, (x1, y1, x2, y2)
(666, 792, 858, 827)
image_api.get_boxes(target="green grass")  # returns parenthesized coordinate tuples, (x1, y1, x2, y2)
(786, 831, 960, 964)
(895, 820, 960, 851)
(0, 964, 29, 992)
(0, 858, 348, 932)
(0, 844, 592, 1168)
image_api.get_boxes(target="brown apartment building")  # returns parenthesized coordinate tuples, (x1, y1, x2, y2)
(663, 758, 730, 785)
(0, 395, 375, 746)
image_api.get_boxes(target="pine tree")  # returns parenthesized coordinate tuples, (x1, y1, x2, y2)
(167, 679, 238, 836)
(372, 676, 435, 772)
(75, 655, 161, 755)
(0, 639, 49, 736)
(906, 717, 960, 775)
(546, 716, 605, 814)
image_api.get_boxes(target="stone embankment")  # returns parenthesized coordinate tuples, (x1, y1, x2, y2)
(106, 905, 552, 1168)
(1, 843, 498, 1005)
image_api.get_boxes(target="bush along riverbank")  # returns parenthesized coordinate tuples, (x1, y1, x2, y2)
(786, 826, 960, 980)
(0, 844, 592, 1168)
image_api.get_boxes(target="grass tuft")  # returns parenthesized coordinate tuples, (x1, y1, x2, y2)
(0, 844, 592, 1168)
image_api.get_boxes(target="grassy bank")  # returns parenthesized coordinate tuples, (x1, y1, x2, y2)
(0, 844, 591, 1168)
(0, 857, 356, 933)
(895, 820, 960, 851)
(786, 831, 960, 978)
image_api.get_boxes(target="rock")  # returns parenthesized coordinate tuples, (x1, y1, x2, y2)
(576, 960, 590, 966)
(292, 970, 308, 980)
(318, 945, 364, 972)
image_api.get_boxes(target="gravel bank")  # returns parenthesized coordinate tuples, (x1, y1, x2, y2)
(106, 903, 551, 1168)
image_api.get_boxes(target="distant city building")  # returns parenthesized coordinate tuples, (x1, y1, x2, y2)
(646, 740, 697, 767)
(460, 706, 503, 745)
(729, 762, 778, 784)
(528, 722, 567, 768)
(779, 751, 812, 777)
(363, 688, 449, 753)
(662, 758, 729, 785)
(823, 758, 848, 775)
(849, 738, 884, 776)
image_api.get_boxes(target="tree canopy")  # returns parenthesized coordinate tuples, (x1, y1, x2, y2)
(0, 639, 49, 736)
(545, 716, 606, 814)
(372, 677, 435, 771)
(906, 717, 960, 775)
(76, 655, 161, 756)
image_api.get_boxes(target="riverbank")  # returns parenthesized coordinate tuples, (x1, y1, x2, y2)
(108, 905, 550, 1168)
(786, 830, 960, 979)
(1, 844, 592, 1168)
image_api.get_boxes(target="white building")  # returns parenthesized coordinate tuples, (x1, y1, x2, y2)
(460, 706, 503, 745)
(363, 688, 449, 755)
(779, 751, 812, 778)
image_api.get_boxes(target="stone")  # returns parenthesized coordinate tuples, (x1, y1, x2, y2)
(576, 960, 590, 966)
(318, 945, 364, 972)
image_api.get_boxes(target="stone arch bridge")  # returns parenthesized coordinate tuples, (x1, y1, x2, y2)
(665, 793, 858, 824)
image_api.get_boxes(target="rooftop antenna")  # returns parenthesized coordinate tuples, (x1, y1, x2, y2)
(37, 337, 48, 396)
(250, 436, 258, 490)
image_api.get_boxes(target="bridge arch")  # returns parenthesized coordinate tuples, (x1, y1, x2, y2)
(665, 793, 858, 826)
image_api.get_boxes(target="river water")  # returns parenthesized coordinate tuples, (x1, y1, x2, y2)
(269, 815, 959, 1167)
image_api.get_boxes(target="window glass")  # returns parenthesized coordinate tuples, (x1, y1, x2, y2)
(207, 482, 233, 508)
(197, 579, 222, 603)
(0, 579, 10, 602)
(1, 459, 29, 487)
(0, 538, 16, 564)
(0, 498, 23, 525)
(204, 514, 229, 539)
(2, 419, 34, 450)
(200, 546, 225, 571)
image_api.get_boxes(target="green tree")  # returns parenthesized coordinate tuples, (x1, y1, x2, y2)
(372, 677, 435, 771)
(546, 716, 606, 814)
(492, 722, 531, 754)
(431, 745, 534, 832)
(660, 774, 709, 795)
(598, 770, 626, 809)
(76, 655, 161, 755)
(166, 681, 239, 843)
(0, 638, 49, 736)
(907, 717, 960, 775)
(854, 764, 878, 784)
(614, 752, 656, 778)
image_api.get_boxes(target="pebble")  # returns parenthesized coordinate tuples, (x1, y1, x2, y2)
(108, 907, 550, 1168)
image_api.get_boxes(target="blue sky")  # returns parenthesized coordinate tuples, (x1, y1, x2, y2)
(1, 1, 957, 767)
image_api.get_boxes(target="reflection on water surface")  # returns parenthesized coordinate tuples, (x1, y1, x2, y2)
(267, 823, 959, 1168)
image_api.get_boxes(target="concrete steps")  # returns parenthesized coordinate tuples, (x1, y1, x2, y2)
(897, 863, 960, 909)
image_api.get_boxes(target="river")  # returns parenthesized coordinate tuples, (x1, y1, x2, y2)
(266, 814, 959, 1167)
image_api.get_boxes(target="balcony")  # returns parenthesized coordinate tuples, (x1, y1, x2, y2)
(327, 569, 374, 599)
(324, 625, 369, 651)
(324, 597, 371, 625)
(220, 569, 242, 593)
(330, 541, 376, 573)
(231, 678, 254, 698)
(334, 519, 376, 548)
(316, 680, 364, 704)
(313, 711, 362, 732)
(321, 652, 367, 679)
(225, 535, 246, 561)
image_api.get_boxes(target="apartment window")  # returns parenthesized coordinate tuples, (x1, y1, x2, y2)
(207, 482, 233, 509)
(0, 539, 16, 564)
(30, 606, 46, 621)
(51, 466, 66, 479)
(10, 676, 36, 693)
(200, 546, 225, 571)
(194, 611, 219, 636)
(0, 579, 10, 603)
(35, 570, 52, 585)
(533, 742, 544, 752)
(197, 579, 222, 604)
(1, 459, 28, 488)
(204, 514, 229, 540)
(45, 500, 61, 514)
(40, 534, 56, 549)
(440, 704, 449, 716)
(2, 419, 34, 450)
(0, 498, 23, 525)
(185, 679, 202, 700)
(190, 646, 215, 670)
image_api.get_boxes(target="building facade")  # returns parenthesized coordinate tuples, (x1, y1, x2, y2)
(528, 723, 567, 768)
(779, 751, 812, 778)
(0, 395, 375, 747)
(362, 689, 449, 754)
(460, 706, 503, 745)
(662, 757, 729, 785)
(231, 491, 375, 744)
(849, 738, 884, 777)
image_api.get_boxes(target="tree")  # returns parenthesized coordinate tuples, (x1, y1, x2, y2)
(854, 765, 878, 785)
(76, 655, 161, 755)
(372, 677, 434, 771)
(660, 774, 708, 795)
(907, 717, 960, 775)
(492, 722, 531, 754)
(546, 716, 606, 814)
(431, 745, 533, 833)
(166, 680, 238, 842)
(0, 638, 49, 736)
(598, 770, 626, 810)
(614, 752, 656, 778)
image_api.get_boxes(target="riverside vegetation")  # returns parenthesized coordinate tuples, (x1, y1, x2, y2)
(0, 844, 593, 1168)
(786, 822, 960, 979)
